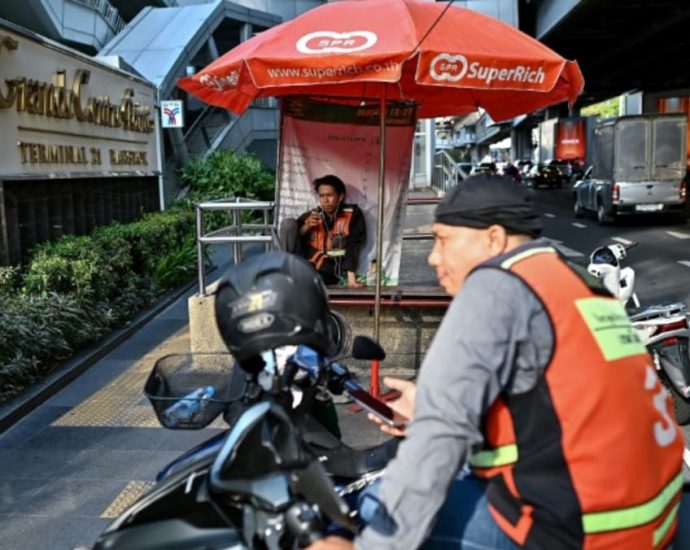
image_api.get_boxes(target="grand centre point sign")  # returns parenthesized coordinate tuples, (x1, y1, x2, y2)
(0, 25, 159, 178)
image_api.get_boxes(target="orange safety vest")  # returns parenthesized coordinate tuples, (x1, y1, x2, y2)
(469, 245, 683, 549)
(307, 207, 354, 271)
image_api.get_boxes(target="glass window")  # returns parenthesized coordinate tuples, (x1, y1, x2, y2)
(615, 120, 649, 181)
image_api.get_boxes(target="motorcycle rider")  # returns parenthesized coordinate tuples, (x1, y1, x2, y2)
(309, 174, 684, 549)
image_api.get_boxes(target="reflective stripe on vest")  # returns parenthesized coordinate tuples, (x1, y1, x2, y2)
(470, 444, 518, 468)
(500, 246, 557, 270)
(654, 501, 680, 547)
(581, 471, 683, 535)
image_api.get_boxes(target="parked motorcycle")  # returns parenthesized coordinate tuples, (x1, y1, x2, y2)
(587, 242, 690, 424)
(83, 335, 396, 549)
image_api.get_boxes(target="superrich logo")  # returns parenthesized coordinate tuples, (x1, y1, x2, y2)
(296, 31, 377, 54)
(429, 53, 546, 85)
(199, 70, 239, 92)
(429, 54, 468, 82)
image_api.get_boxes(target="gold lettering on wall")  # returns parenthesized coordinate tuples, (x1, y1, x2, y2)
(109, 149, 148, 166)
(17, 141, 148, 168)
(1, 66, 155, 133)
(17, 141, 88, 165)
(0, 35, 18, 51)
(0, 35, 19, 108)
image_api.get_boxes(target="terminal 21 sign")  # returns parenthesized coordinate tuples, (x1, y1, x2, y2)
(0, 24, 159, 179)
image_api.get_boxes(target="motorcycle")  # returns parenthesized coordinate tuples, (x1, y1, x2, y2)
(83, 335, 398, 549)
(587, 242, 690, 425)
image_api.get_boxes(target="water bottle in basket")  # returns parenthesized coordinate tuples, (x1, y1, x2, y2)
(161, 385, 216, 427)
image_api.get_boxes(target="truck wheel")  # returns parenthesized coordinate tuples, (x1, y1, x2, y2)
(573, 196, 585, 218)
(596, 201, 613, 225)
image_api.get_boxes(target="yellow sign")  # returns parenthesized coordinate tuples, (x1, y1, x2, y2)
(576, 297, 647, 361)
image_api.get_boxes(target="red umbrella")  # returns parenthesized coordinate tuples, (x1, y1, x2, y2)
(178, 0, 584, 342)
(178, 0, 584, 121)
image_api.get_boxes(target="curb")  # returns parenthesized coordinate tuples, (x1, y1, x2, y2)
(0, 279, 199, 434)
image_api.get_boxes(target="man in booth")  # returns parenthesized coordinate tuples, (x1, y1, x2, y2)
(280, 175, 366, 287)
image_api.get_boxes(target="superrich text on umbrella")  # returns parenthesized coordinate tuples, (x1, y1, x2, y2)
(428, 53, 546, 86)
(265, 61, 400, 81)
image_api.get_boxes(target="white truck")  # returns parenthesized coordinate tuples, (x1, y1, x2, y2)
(573, 114, 688, 224)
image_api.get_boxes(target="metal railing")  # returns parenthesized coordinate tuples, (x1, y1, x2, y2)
(431, 150, 461, 194)
(195, 198, 277, 296)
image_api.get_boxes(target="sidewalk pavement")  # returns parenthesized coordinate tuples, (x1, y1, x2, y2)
(0, 189, 438, 550)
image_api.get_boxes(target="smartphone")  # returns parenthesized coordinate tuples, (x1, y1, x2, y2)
(347, 387, 404, 428)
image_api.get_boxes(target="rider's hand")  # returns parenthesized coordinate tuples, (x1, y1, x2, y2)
(305, 536, 354, 550)
(367, 377, 416, 437)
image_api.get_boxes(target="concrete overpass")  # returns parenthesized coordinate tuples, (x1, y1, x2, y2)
(520, 0, 690, 108)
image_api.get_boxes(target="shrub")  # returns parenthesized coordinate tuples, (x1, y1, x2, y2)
(181, 150, 274, 202)
(152, 235, 198, 289)
(180, 151, 275, 230)
(0, 292, 115, 401)
(0, 266, 19, 296)
(0, 208, 196, 404)
(1, 152, 273, 404)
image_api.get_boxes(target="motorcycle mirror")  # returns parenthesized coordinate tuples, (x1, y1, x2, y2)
(590, 246, 618, 267)
(352, 336, 386, 361)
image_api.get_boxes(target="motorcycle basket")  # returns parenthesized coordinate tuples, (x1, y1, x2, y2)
(144, 353, 241, 430)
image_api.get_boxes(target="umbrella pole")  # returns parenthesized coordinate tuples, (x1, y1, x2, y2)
(374, 96, 386, 345)
(370, 95, 387, 398)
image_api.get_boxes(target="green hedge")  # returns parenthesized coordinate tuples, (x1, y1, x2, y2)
(181, 150, 274, 202)
(180, 150, 275, 230)
(0, 207, 196, 403)
(1, 150, 275, 404)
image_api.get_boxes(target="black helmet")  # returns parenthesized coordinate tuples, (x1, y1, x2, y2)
(214, 251, 335, 364)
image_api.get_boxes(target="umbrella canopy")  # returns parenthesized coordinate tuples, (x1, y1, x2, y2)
(178, 0, 584, 121)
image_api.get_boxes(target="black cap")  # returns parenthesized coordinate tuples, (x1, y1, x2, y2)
(434, 174, 542, 238)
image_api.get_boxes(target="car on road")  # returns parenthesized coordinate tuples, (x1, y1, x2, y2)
(501, 163, 522, 183)
(547, 159, 575, 185)
(573, 165, 689, 224)
(575, 114, 689, 225)
(517, 159, 533, 179)
(470, 162, 497, 176)
(526, 164, 562, 188)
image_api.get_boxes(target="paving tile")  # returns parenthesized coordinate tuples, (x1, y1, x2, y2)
(156, 293, 195, 321)
(45, 361, 136, 407)
(12, 478, 126, 517)
(75, 517, 113, 549)
(18, 426, 107, 451)
(0, 406, 71, 449)
(130, 451, 186, 481)
(94, 427, 169, 451)
(0, 449, 149, 481)
(104, 320, 188, 360)
(156, 427, 226, 452)
(2, 513, 110, 550)
(0, 479, 47, 514)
